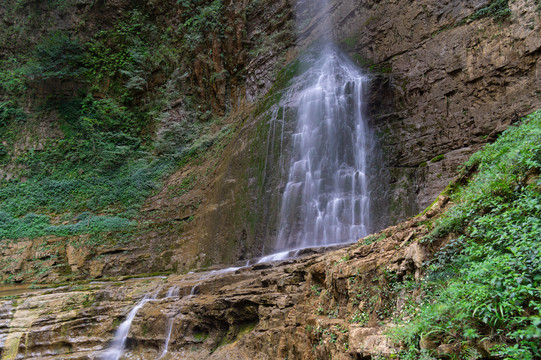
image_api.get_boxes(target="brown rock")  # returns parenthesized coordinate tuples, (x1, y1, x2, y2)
(349, 326, 378, 352)
(66, 244, 89, 271)
(89, 261, 105, 278)
(437, 343, 460, 358)
(420, 336, 439, 350)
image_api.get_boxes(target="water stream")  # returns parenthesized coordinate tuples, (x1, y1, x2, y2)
(100, 293, 158, 360)
(99, 272, 247, 360)
(165, 286, 180, 298)
(158, 318, 174, 359)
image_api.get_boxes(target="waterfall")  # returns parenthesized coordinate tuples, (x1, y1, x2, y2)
(101, 293, 157, 360)
(273, 47, 370, 252)
(261, 0, 375, 256)
(165, 286, 180, 298)
(157, 319, 174, 359)
(248, 0, 376, 259)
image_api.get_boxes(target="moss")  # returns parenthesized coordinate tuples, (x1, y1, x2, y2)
(81, 294, 94, 308)
(430, 154, 445, 163)
(351, 54, 372, 67)
(194, 332, 209, 342)
(141, 322, 149, 336)
(468, 0, 511, 21)
(431, 0, 512, 37)
(364, 14, 381, 26)
(341, 37, 357, 48)
(253, 58, 302, 117)
(369, 63, 392, 74)
(418, 183, 452, 217)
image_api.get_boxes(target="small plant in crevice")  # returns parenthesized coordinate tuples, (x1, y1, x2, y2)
(328, 307, 339, 319)
(430, 0, 512, 38)
(311, 284, 322, 296)
(349, 310, 369, 326)
(469, 0, 512, 22)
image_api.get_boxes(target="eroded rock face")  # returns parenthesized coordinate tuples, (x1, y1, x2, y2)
(0, 205, 445, 359)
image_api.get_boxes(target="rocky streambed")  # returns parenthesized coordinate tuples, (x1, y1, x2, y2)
(0, 199, 449, 360)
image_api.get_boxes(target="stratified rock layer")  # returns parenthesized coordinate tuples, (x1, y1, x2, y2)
(0, 199, 450, 359)
(331, 0, 541, 218)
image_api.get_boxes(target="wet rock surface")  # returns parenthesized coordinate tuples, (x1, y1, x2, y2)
(180, 0, 541, 271)
(0, 202, 446, 359)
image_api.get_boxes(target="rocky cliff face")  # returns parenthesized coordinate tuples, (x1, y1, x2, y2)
(0, 0, 295, 282)
(1, 0, 539, 358)
(332, 0, 541, 219)
(0, 0, 539, 281)
(182, 0, 540, 267)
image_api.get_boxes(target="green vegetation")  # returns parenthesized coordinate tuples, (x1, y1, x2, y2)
(341, 37, 357, 48)
(431, 0, 512, 38)
(0, 13, 163, 240)
(254, 57, 302, 117)
(391, 110, 541, 359)
(454, 0, 512, 30)
(311, 284, 322, 296)
(349, 310, 369, 325)
(368, 63, 392, 74)
(346, 53, 391, 74)
(469, 0, 512, 22)
(0, 212, 135, 239)
(0, 1, 240, 244)
(362, 231, 388, 245)
(25, 31, 86, 81)
(194, 331, 209, 342)
(430, 154, 444, 163)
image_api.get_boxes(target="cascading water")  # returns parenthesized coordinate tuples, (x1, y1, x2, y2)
(274, 47, 370, 252)
(165, 286, 180, 298)
(101, 293, 157, 360)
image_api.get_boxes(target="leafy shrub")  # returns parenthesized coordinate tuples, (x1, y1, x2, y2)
(0, 212, 50, 239)
(0, 3, 232, 244)
(0, 59, 27, 94)
(181, 0, 223, 34)
(84, 10, 151, 86)
(0, 210, 135, 240)
(0, 101, 27, 127)
(24, 31, 85, 81)
(0, 157, 170, 216)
